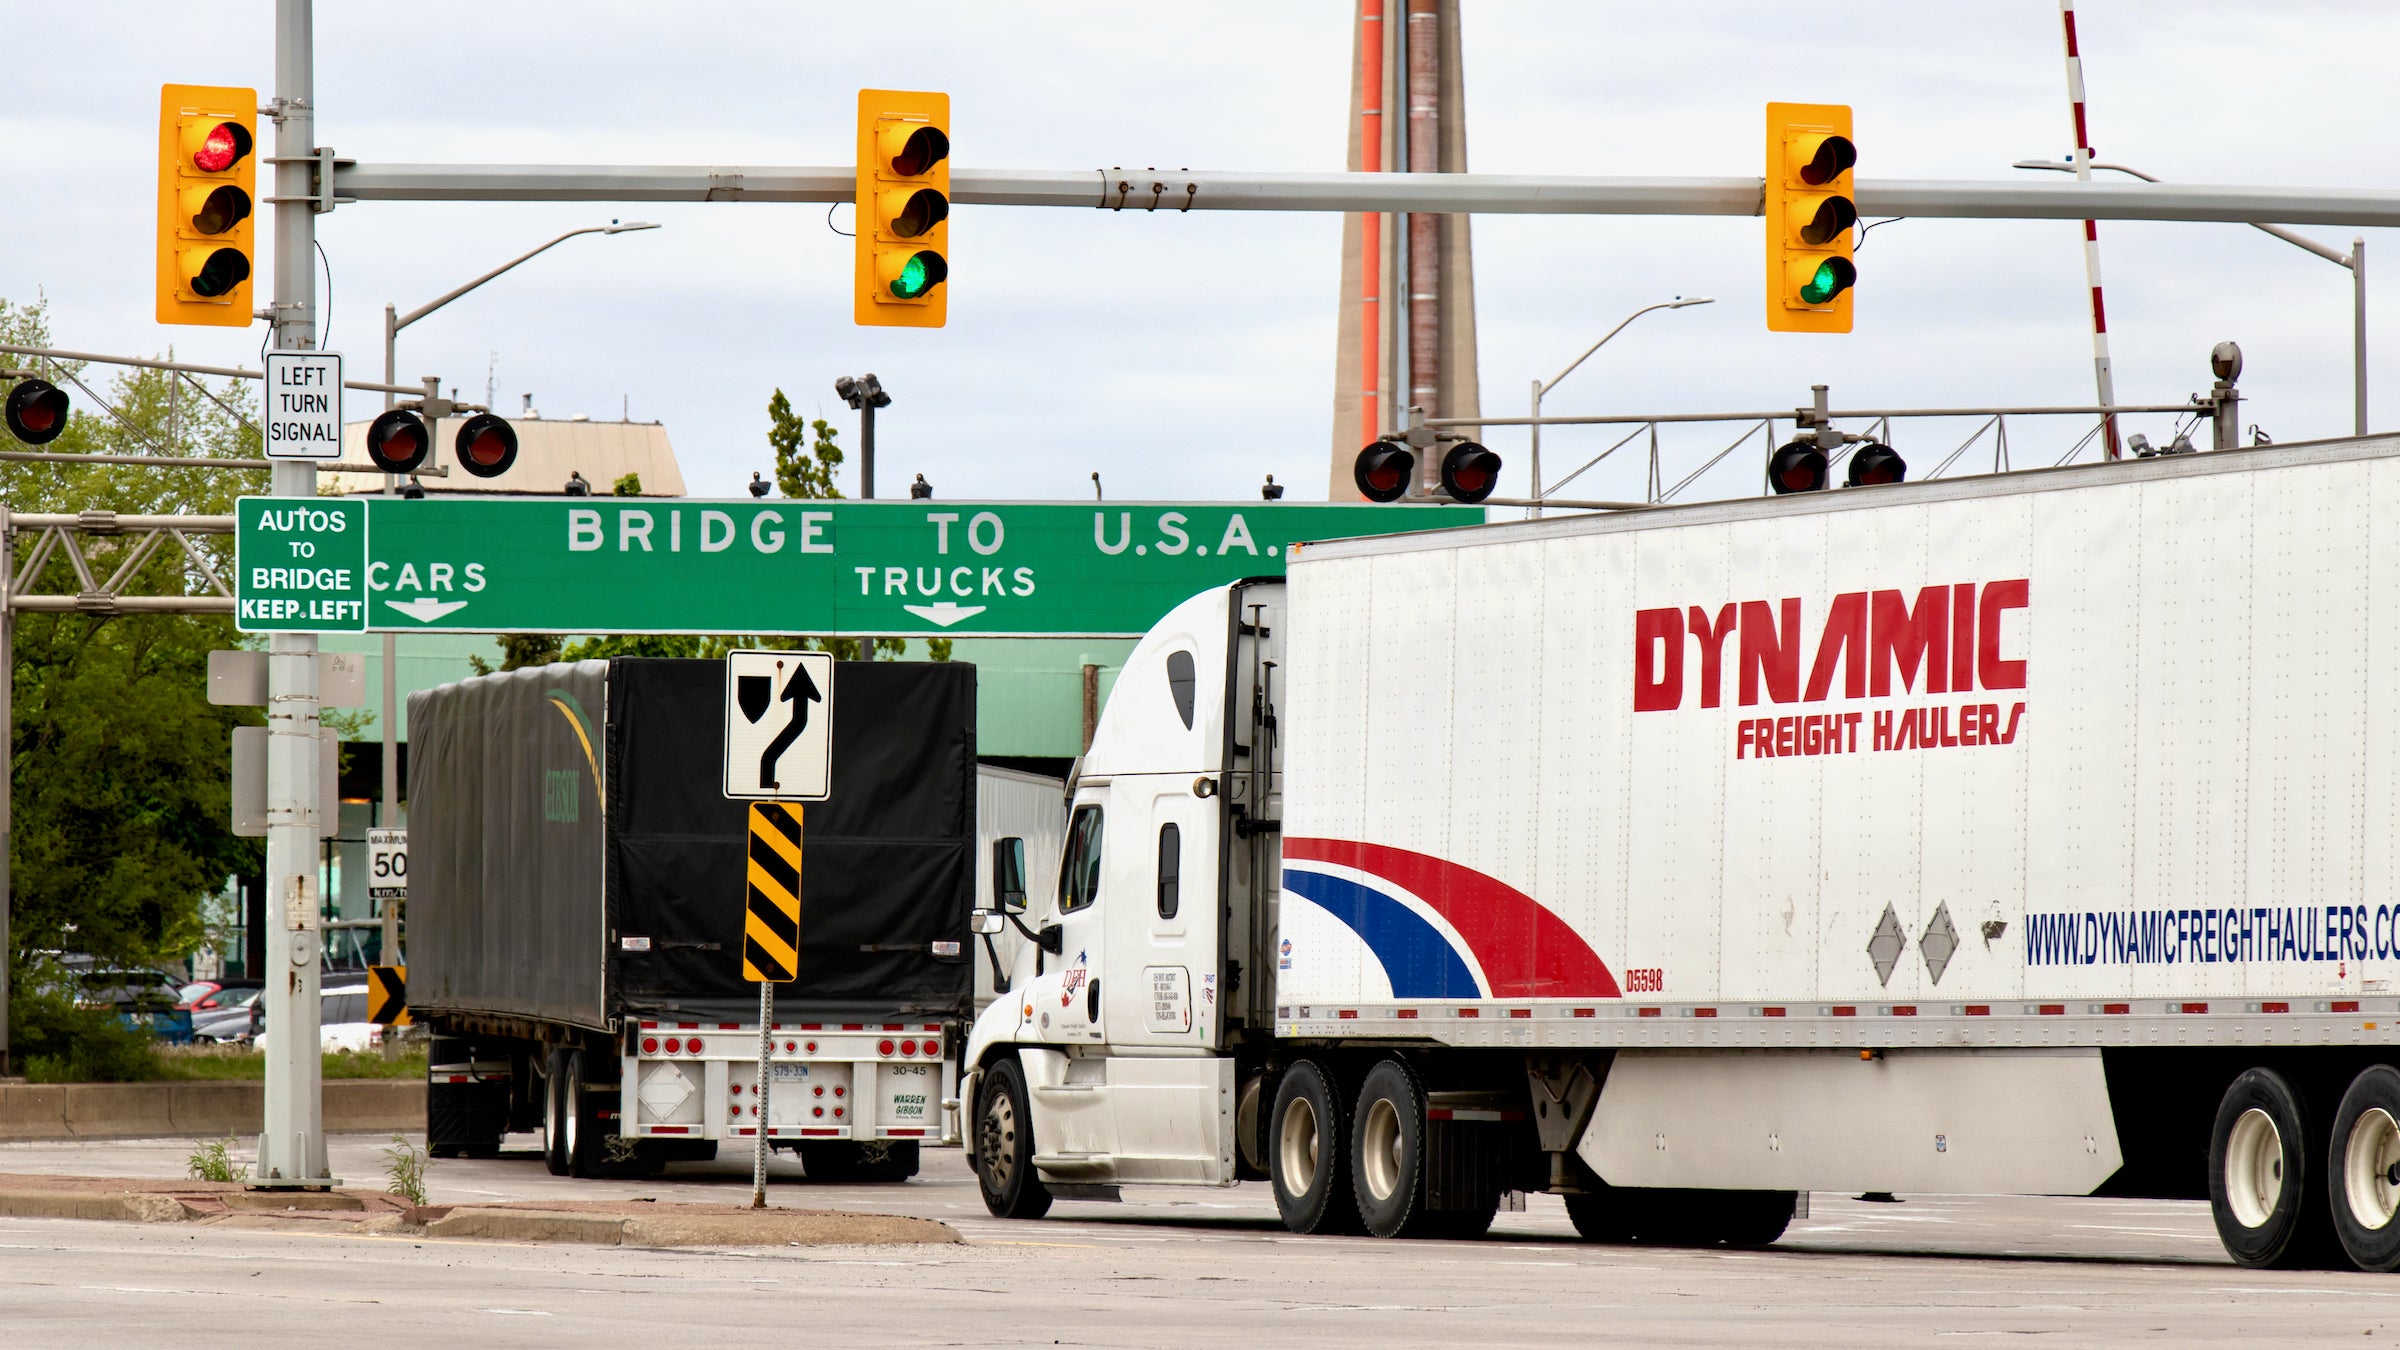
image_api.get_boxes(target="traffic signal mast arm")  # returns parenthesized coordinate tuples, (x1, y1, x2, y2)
(331, 161, 2400, 227)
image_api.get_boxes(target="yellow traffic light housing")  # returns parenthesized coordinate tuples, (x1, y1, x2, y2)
(855, 89, 951, 328)
(1765, 102, 1857, 334)
(157, 84, 259, 327)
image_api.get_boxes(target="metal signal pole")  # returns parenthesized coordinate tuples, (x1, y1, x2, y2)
(257, 0, 333, 1189)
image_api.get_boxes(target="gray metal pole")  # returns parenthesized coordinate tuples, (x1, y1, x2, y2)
(860, 403, 875, 500)
(258, 0, 332, 1189)
(2357, 237, 2369, 437)
(1528, 378, 1542, 520)
(380, 306, 399, 968)
(752, 980, 772, 1208)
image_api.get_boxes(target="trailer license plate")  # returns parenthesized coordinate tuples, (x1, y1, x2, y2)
(771, 1064, 810, 1082)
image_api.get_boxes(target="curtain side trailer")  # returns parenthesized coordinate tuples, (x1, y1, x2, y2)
(412, 656, 975, 1181)
(964, 433, 2400, 1268)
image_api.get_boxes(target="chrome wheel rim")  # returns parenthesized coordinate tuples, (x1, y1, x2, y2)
(1279, 1094, 1320, 1197)
(980, 1089, 1020, 1189)
(2225, 1106, 2286, 1230)
(563, 1073, 581, 1163)
(1360, 1096, 1403, 1203)
(2345, 1107, 2400, 1231)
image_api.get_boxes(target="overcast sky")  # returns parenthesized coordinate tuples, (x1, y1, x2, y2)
(8, 2, 2399, 507)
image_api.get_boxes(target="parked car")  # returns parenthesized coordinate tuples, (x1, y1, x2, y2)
(179, 977, 261, 1011)
(75, 968, 193, 1044)
(252, 983, 381, 1054)
(192, 985, 265, 1042)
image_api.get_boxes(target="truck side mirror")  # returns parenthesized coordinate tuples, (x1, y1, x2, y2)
(990, 837, 1028, 913)
(970, 911, 1007, 936)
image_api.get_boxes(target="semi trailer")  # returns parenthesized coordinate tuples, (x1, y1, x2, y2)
(963, 430, 2400, 1270)
(411, 656, 975, 1181)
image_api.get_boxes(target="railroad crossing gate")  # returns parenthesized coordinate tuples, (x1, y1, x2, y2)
(366, 964, 408, 1026)
(744, 802, 804, 983)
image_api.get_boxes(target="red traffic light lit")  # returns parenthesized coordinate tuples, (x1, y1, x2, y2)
(364, 408, 431, 475)
(1845, 442, 1907, 488)
(190, 120, 252, 174)
(5, 378, 70, 445)
(1438, 442, 1502, 505)
(1354, 440, 1415, 503)
(1768, 441, 1828, 494)
(454, 413, 518, 479)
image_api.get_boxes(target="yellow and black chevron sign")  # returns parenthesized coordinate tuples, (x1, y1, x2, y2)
(367, 964, 409, 1026)
(743, 801, 804, 983)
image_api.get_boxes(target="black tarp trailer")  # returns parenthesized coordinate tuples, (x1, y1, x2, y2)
(408, 657, 974, 1180)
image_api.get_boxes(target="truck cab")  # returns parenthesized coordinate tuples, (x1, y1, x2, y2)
(966, 580, 1285, 1202)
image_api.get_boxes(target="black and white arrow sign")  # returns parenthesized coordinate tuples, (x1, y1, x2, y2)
(723, 649, 833, 801)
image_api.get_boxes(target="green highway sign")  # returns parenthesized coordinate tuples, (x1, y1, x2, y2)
(236, 497, 369, 633)
(233, 498, 1478, 637)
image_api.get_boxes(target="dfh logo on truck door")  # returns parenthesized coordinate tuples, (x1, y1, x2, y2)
(723, 650, 833, 801)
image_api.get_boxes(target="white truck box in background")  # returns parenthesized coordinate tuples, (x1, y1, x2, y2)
(975, 765, 1066, 1012)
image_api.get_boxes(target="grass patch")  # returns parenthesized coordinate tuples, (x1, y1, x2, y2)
(145, 1043, 427, 1082)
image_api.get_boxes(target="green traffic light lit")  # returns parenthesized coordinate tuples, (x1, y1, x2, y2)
(1800, 257, 1857, 305)
(891, 250, 950, 300)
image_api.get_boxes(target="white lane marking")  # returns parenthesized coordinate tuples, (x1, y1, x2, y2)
(480, 1309, 554, 1316)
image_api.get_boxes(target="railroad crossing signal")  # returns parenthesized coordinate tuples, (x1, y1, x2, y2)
(1765, 102, 1858, 334)
(366, 964, 409, 1026)
(744, 802, 804, 983)
(4, 378, 70, 445)
(157, 84, 259, 328)
(855, 89, 952, 328)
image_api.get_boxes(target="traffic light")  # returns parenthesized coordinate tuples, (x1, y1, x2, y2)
(1438, 442, 1502, 505)
(1765, 102, 1857, 334)
(364, 409, 431, 475)
(1354, 440, 1416, 502)
(1767, 440, 1828, 494)
(4, 378, 70, 445)
(855, 89, 951, 328)
(1845, 442, 1907, 487)
(454, 413, 518, 478)
(157, 84, 258, 328)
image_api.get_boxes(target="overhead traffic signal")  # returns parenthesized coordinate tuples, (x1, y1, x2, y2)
(1438, 442, 1501, 504)
(1845, 441, 1907, 487)
(1354, 440, 1416, 502)
(1353, 438, 1502, 504)
(4, 378, 70, 445)
(1765, 102, 1857, 334)
(855, 89, 951, 328)
(364, 409, 431, 475)
(157, 84, 258, 327)
(1767, 440, 1828, 494)
(453, 413, 518, 478)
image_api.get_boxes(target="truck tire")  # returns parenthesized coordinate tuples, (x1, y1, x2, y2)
(974, 1057, 1052, 1219)
(1564, 1188, 1637, 1243)
(1270, 1059, 1363, 1235)
(2210, 1066, 2340, 1268)
(1351, 1059, 1442, 1238)
(2330, 1064, 2400, 1271)
(541, 1049, 570, 1176)
(802, 1140, 921, 1184)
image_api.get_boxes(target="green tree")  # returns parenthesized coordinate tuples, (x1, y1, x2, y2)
(465, 634, 563, 676)
(611, 471, 642, 496)
(0, 296, 265, 978)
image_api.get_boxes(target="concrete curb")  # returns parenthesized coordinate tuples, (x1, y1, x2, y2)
(0, 1080, 424, 1142)
(423, 1207, 963, 1247)
(0, 1176, 963, 1247)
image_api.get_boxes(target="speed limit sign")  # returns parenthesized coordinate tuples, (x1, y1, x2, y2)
(367, 827, 407, 902)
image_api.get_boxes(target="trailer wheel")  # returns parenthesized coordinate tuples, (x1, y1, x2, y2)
(1352, 1059, 1442, 1238)
(974, 1057, 1052, 1220)
(2210, 1066, 2339, 1268)
(1270, 1059, 1362, 1235)
(1564, 1188, 1637, 1243)
(803, 1140, 920, 1184)
(2331, 1064, 2400, 1272)
(541, 1049, 570, 1176)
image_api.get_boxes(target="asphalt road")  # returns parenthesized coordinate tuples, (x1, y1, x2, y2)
(3, 1134, 2396, 1347)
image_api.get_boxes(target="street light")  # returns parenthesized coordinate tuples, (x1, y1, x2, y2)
(374, 219, 660, 965)
(1527, 296, 1714, 516)
(2014, 157, 2366, 436)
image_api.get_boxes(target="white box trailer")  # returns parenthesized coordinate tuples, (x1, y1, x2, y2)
(962, 433, 2400, 1270)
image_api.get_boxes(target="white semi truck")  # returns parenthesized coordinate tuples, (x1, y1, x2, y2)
(964, 430, 2400, 1270)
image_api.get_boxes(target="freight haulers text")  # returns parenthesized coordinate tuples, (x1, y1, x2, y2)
(1633, 580, 2030, 758)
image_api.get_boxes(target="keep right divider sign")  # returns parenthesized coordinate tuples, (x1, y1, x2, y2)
(744, 802, 804, 982)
